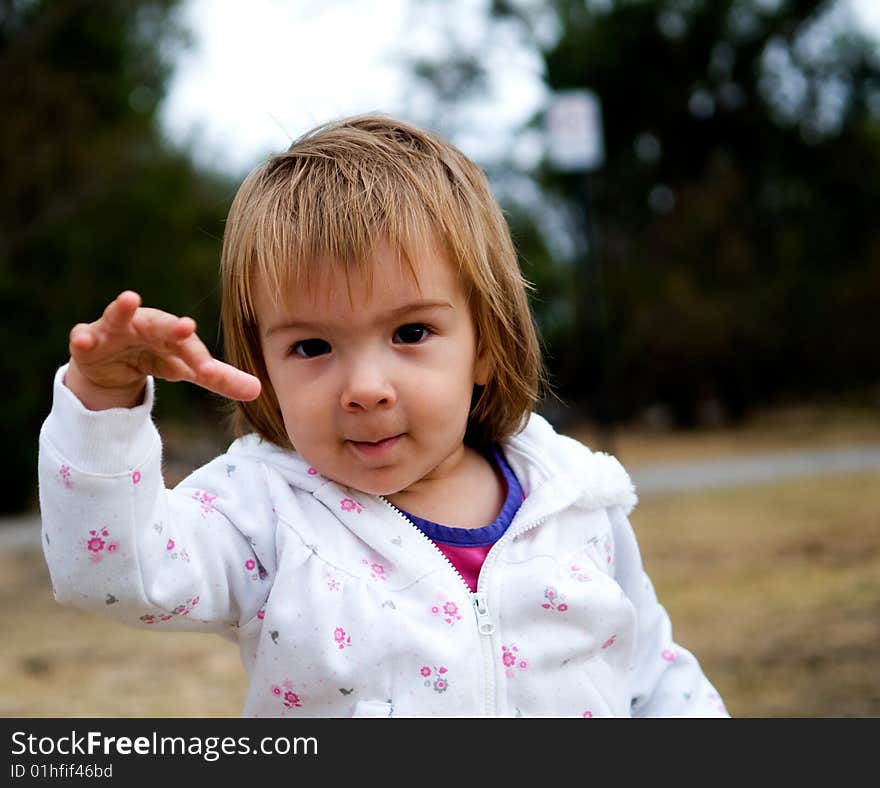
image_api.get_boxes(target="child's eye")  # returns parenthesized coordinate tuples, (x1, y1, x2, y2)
(393, 324, 431, 344)
(291, 338, 331, 358)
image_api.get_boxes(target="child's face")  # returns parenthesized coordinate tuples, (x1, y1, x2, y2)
(256, 239, 490, 497)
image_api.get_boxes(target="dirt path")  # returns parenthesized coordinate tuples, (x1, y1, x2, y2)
(630, 443, 880, 493)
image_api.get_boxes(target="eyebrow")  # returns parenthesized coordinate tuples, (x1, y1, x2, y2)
(263, 299, 455, 337)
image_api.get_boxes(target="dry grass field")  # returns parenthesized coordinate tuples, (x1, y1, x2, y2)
(2, 404, 878, 717)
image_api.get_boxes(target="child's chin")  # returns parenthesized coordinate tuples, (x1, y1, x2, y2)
(358, 482, 408, 498)
(321, 470, 408, 499)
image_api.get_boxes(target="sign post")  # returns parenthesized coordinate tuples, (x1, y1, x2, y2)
(545, 89, 614, 451)
(546, 89, 605, 173)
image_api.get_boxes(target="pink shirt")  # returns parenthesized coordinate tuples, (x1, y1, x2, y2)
(397, 446, 523, 592)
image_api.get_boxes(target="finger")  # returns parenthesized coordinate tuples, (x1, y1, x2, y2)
(102, 291, 142, 331)
(130, 308, 194, 346)
(193, 359, 262, 402)
(150, 352, 261, 401)
(168, 316, 197, 341)
(159, 322, 216, 374)
(69, 323, 98, 353)
(144, 352, 198, 383)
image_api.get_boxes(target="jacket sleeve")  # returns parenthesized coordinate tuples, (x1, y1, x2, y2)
(37, 365, 276, 634)
(607, 505, 730, 717)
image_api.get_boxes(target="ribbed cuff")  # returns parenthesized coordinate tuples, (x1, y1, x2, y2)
(40, 364, 160, 474)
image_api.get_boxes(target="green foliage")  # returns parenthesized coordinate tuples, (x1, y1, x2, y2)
(532, 0, 880, 425)
(0, 0, 237, 512)
(411, 0, 880, 426)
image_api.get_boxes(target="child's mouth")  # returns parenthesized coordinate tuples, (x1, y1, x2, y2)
(348, 434, 403, 456)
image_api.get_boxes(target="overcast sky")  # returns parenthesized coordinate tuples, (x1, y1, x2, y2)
(160, 0, 880, 176)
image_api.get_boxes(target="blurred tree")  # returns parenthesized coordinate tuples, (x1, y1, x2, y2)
(0, 0, 236, 513)
(406, 0, 880, 427)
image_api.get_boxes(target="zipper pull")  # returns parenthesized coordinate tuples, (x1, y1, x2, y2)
(472, 592, 495, 635)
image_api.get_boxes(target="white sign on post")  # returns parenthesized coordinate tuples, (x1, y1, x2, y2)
(546, 89, 605, 172)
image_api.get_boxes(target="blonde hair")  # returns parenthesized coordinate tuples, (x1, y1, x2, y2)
(220, 113, 545, 448)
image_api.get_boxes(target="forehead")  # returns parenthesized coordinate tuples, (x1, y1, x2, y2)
(253, 238, 467, 322)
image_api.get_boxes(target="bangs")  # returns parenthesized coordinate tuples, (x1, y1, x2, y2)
(225, 127, 458, 320)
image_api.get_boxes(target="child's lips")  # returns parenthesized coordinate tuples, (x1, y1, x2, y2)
(347, 434, 404, 457)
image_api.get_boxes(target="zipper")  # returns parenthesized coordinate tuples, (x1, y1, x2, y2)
(471, 515, 548, 716)
(378, 495, 474, 592)
(378, 495, 551, 716)
(472, 592, 494, 635)
(471, 590, 496, 715)
(379, 495, 499, 715)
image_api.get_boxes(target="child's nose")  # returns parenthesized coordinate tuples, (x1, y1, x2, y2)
(340, 360, 397, 412)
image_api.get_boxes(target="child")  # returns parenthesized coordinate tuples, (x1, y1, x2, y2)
(38, 113, 728, 717)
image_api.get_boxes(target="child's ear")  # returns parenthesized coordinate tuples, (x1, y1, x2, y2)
(473, 344, 491, 387)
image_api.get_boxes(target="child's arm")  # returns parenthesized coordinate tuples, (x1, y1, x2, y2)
(39, 292, 273, 633)
(608, 507, 730, 717)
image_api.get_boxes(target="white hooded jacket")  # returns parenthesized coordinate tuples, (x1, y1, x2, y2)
(39, 365, 728, 717)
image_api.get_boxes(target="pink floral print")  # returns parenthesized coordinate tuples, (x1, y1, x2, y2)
(569, 564, 592, 582)
(57, 465, 73, 489)
(139, 596, 200, 624)
(333, 627, 352, 649)
(602, 635, 617, 649)
(501, 644, 529, 678)
(431, 598, 462, 626)
(585, 533, 614, 570)
(361, 559, 386, 581)
(131, 470, 141, 484)
(420, 665, 450, 693)
(708, 691, 727, 715)
(164, 538, 190, 563)
(271, 679, 303, 711)
(141, 612, 173, 624)
(324, 569, 342, 591)
(85, 528, 119, 564)
(541, 586, 569, 612)
(602, 533, 614, 566)
(340, 497, 363, 514)
(582, 711, 594, 718)
(661, 648, 678, 662)
(245, 558, 268, 581)
(192, 490, 217, 516)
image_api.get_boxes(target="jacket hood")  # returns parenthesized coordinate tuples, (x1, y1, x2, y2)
(505, 413, 638, 515)
(227, 433, 326, 492)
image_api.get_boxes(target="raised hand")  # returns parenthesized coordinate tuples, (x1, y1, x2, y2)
(66, 291, 261, 410)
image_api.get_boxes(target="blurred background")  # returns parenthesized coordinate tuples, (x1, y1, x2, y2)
(1, 0, 878, 717)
